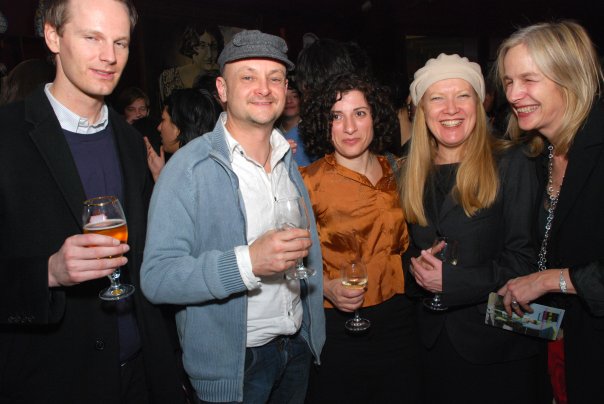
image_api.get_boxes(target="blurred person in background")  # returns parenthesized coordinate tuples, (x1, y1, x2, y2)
(116, 86, 150, 124)
(144, 88, 217, 181)
(0, 58, 54, 106)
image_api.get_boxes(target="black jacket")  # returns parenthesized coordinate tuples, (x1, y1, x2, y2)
(0, 88, 184, 403)
(404, 145, 544, 364)
(539, 101, 604, 403)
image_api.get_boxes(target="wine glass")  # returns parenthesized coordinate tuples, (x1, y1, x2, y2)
(274, 197, 316, 280)
(82, 196, 135, 301)
(423, 236, 458, 311)
(341, 259, 370, 332)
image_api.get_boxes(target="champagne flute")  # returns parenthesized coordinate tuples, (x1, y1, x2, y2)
(274, 197, 316, 280)
(82, 196, 135, 301)
(341, 259, 370, 332)
(423, 236, 458, 311)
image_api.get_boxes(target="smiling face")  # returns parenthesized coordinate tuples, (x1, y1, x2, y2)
(330, 89, 374, 162)
(216, 59, 287, 135)
(45, 0, 131, 107)
(192, 31, 218, 71)
(422, 78, 477, 163)
(503, 44, 566, 140)
(157, 107, 180, 153)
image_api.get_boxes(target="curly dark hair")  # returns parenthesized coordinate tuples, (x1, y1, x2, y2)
(299, 74, 398, 158)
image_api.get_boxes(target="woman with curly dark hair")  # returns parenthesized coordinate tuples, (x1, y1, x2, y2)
(300, 73, 398, 159)
(301, 74, 419, 403)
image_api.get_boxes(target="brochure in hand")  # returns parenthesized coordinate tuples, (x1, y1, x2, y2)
(485, 292, 565, 340)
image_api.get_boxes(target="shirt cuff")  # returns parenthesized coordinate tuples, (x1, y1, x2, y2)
(235, 245, 261, 290)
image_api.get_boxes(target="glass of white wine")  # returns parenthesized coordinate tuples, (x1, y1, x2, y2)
(341, 259, 370, 332)
(274, 197, 316, 280)
(83, 196, 135, 301)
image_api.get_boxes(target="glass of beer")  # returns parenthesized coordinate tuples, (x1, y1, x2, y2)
(82, 196, 134, 301)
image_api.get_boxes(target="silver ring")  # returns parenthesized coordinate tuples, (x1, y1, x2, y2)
(511, 300, 519, 307)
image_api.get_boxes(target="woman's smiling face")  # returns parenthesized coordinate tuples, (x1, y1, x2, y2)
(422, 78, 477, 161)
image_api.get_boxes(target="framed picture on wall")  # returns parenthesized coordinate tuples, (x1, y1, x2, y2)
(129, 0, 261, 115)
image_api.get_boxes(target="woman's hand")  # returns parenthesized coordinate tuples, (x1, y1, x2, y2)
(498, 269, 567, 317)
(144, 137, 165, 182)
(410, 250, 443, 293)
(323, 277, 365, 312)
(287, 138, 298, 154)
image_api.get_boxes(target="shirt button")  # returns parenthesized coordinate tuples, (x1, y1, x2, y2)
(94, 338, 105, 351)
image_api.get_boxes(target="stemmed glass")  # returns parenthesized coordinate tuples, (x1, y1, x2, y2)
(423, 236, 458, 311)
(274, 197, 316, 280)
(82, 196, 135, 301)
(341, 258, 371, 332)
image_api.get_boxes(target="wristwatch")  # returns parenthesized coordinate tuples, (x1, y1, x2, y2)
(559, 269, 568, 294)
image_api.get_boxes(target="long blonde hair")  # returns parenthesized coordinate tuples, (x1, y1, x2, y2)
(495, 21, 602, 156)
(400, 96, 499, 226)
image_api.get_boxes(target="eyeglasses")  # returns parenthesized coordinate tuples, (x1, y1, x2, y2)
(195, 41, 218, 51)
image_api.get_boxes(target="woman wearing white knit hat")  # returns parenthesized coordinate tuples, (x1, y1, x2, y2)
(400, 54, 550, 403)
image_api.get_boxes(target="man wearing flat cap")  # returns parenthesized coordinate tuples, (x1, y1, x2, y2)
(141, 30, 325, 403)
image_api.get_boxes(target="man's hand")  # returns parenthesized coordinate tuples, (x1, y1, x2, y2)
(249, 228, 311, 276)
(48, 234, 130, 287)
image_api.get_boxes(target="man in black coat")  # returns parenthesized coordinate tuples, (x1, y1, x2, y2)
(0, 0, 185, 402)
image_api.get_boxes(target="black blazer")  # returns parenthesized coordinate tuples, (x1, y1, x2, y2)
(539, 102, 604, 403)
(404, 145, 544, 364)
(0, 88, 184, 403)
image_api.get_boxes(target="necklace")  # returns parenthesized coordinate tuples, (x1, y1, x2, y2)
(537, 144, 563, 271)
(262, 144, 271, 168)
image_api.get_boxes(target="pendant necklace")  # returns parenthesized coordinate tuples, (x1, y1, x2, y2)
(537, 144, 563, 271)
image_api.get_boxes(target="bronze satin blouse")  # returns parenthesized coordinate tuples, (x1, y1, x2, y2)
(301, 153, 408, 308)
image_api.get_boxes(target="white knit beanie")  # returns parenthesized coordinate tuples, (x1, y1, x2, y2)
(409, 53, 485, 105)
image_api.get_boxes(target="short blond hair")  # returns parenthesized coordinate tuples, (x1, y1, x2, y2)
(495, 21, 602, 156)
(44, 0, 138, 36)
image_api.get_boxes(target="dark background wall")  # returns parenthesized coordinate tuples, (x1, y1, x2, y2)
(1, 0, 602, 110)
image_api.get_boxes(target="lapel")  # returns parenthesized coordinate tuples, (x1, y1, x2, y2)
(551, 103, 604, 238)
(25, 89, 86, 229)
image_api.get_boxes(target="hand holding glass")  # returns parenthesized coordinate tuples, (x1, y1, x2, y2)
(82, 196, 135, 301)
(341, 259, 371, 332)
(423, 236, 458, 311)
(274, 197, 316, 280)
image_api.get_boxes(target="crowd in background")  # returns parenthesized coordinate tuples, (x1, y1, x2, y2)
(1, 0, 603, 403)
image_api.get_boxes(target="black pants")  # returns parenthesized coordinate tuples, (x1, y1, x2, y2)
(306, 294, 421, 404)
(421, 329, 549, 404)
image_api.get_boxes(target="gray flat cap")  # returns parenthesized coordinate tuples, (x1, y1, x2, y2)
(218, 30, 295, 72)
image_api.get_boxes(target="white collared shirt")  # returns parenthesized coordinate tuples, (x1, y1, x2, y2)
(221, 113, 303, 347)
(44, 83, 109, 134)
